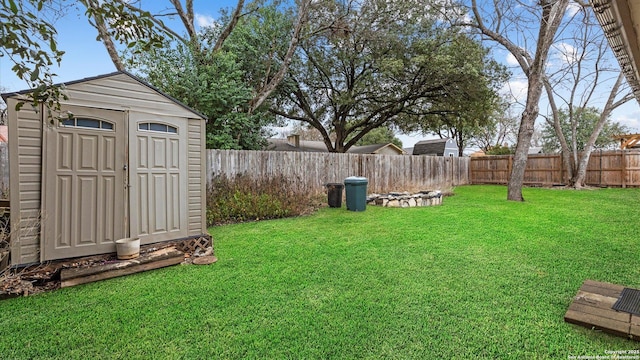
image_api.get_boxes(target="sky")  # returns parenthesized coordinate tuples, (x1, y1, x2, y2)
(1, 0, 639, 150)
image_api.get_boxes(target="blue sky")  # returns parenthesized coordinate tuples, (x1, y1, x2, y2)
(1, 1, 639, 148)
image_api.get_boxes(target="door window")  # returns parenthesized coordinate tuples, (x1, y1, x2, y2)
(62, 118, 114, 130)
(138, 122, 178, 134)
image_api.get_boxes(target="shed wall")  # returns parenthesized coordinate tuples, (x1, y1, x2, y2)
(8, 98, 43, 265)
(187, 119, 206, 234)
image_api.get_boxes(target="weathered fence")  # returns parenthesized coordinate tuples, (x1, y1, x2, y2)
(207, 150, 470, 195)
(470, 150, 640, 187)
(1, 147, 635, 193)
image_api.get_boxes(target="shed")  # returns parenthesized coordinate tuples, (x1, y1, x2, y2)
(412, 138, 458, 157)
(2, 71, 208, 266)
(347, 143, 406, 155)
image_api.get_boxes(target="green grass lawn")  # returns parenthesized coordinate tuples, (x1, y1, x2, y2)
(2, 185, 640, 359)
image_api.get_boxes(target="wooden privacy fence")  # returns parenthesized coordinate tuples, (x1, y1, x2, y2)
(470, 150, 640, 187)
(207, 150, 470, 195)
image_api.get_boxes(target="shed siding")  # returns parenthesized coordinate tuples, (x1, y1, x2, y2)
(187, 119, 206, 234)
(62, 74, 199, 118)
(377, 147, 401, 156)
(8, 99, 43, 265)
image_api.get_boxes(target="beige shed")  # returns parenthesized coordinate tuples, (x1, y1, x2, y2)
(3, 71, 208, 266)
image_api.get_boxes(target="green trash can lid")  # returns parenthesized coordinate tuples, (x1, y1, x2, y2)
(344, 176, 368, 184)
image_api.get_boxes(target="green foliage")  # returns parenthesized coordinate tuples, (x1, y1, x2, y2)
(126, 4, 296, 150)
(0, 0, 66, 119)
(353, 126, 402, 148)
(485, 144, 514, 155)
(1, 0, 165, 120)
(541, 107, 628, 153)
(2, 186, 640, 358)
(206, 174, 318, 225)
(406, 35, 510, 154)
(129, 37, 274, 149)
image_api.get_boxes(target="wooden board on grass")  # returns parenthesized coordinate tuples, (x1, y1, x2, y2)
(60, 247, 184, 288)
(564, 279, 637, 340)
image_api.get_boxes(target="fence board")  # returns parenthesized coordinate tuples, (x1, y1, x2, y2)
(470, 150, 640, 187)
(206, 150, 470, 195)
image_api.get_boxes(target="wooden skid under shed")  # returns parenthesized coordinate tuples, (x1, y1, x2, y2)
(60, 247, 185, 288)
(565, 279, 640, 340)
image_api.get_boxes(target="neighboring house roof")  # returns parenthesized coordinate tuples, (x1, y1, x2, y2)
(529, 146, 543, 155)
(266, 137, 406, 154)
(591, 0, 640, 103)
(266, 138, 329, 152)
(412, 138, 456, 156)
(0, 126, 7, 143)
(348, 143, 406, 155)
(1, 70, 207, 120)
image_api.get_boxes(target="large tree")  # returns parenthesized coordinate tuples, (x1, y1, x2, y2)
(404, 35, 509, 156)
(541, 107, 628, 153)
(84, 0, 312, 115)
(464, 0, 570, 201)
(272, 0, 501, 153)
(127, 4, 301, 149)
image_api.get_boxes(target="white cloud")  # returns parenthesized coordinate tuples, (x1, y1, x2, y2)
(614, 111, 640, 133)
(506, 53, 519, 66)
(566, 2, 582, 17)
(552, 42, 578, 65)
(501, 79, 528, 103)
(195, 13, 218, 29)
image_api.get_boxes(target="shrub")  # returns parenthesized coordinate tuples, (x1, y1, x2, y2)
(206, 174, 321, 226)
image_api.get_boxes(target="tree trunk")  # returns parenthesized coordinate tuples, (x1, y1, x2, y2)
(248, 0, 311, 113)
(543, 78, 574, 184)
(508, 108, 538, 201)
(571, 73, 629, 188)
(506, 0, 568, 201)
(86, 0, 125, 71)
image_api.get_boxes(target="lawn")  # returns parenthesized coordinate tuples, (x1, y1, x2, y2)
(1, 185, 640, 359)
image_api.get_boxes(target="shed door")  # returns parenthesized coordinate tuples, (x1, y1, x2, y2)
(128, 113, 188, 244)
(41, 106, 127, 260)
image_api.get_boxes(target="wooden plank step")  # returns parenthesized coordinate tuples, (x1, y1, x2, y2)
(580, 283, 624, 298)
(565, 279, 639, 341)
(60, 248, 184, 288)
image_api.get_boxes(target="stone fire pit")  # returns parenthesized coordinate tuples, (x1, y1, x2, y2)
(366, 190, 442, 208)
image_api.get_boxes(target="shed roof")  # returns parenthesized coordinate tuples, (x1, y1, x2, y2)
(412, 138, 453, 155)
(1, 71, 207, 120)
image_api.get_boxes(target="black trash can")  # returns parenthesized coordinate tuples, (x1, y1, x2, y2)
(344, 176, 368, 211)
(325, 183, 344, 208)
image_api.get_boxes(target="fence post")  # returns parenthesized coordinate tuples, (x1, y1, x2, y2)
(559, 154, 564, 185)
(622, 150, 627, 188)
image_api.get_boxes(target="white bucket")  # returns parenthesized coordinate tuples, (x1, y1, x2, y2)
(115, 238, 140, 260)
